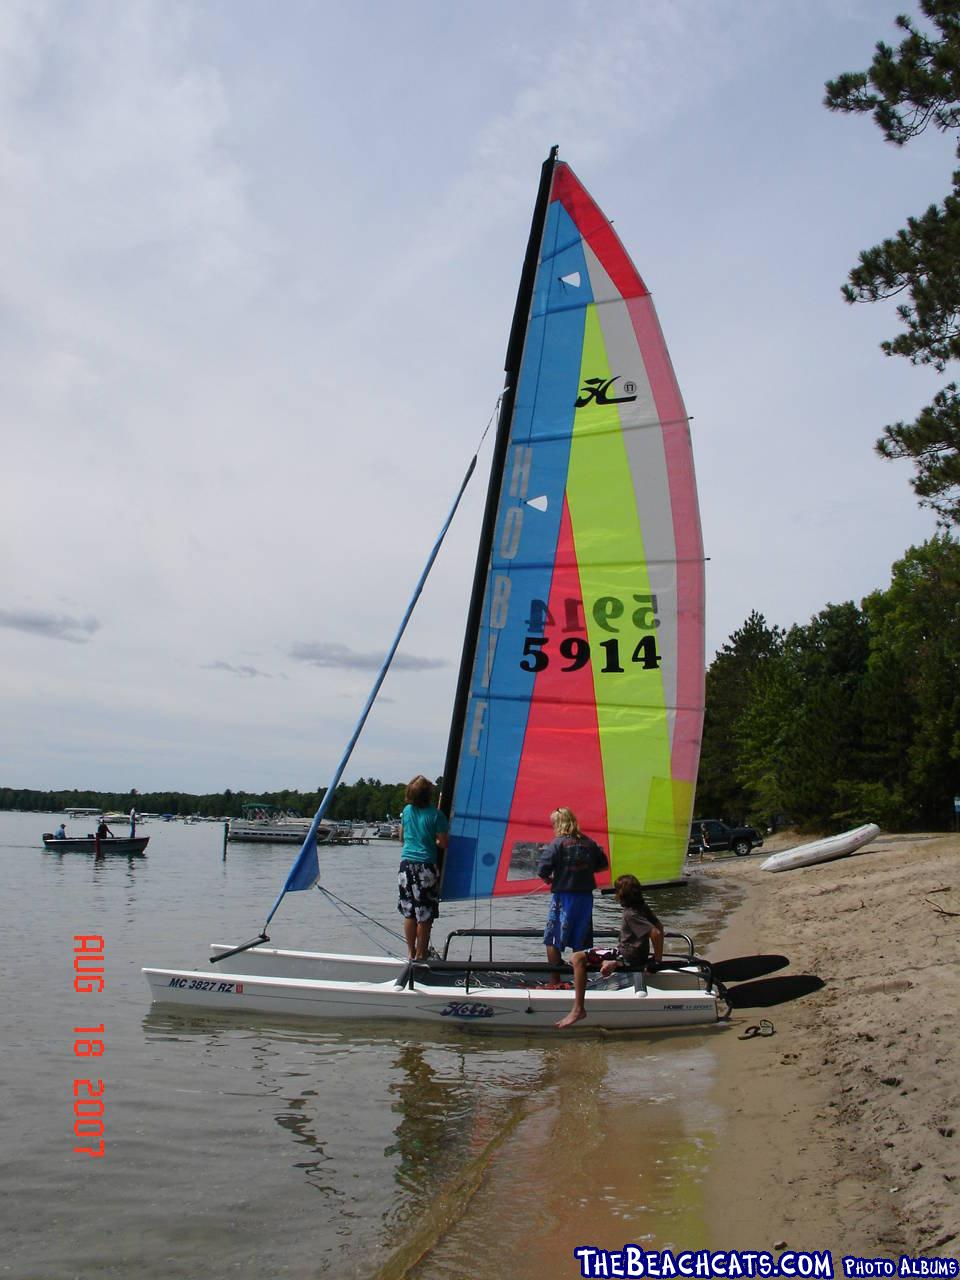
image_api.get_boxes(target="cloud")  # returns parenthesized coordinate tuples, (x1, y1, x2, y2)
(0, 608, 99, 644)
(202, 660, 278, 679)
(354, 4, 739, 314)
(289, 641, 447, 673)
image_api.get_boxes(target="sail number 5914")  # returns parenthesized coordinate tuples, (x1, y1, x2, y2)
(520, 593, 662, 674)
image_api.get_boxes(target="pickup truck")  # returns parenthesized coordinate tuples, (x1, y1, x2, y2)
(688, 818, 764, 858)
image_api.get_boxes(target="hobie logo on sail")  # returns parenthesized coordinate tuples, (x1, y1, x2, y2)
(575, 376, 637, 408)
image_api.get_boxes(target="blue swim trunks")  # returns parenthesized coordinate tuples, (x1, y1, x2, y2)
(543, 892, 594, 952)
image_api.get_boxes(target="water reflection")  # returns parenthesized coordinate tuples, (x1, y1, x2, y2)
(142, 1010, 557, 1272)
(273, 1087, 340, 1198)
(385, 1043, 467, 1194)
(43, 846, 147, 868)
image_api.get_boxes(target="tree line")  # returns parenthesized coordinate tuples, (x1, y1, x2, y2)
(0, 777, 414, 822)
(696, 535, 960, 832)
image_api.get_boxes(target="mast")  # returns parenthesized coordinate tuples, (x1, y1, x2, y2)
(439, 146, 558, 824)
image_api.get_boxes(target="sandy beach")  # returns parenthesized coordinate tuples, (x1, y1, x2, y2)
(700, 832, 960, 1257)
(389, 832, 960, 1279)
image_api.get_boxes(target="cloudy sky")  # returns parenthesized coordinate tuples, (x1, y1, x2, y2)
(0, 0, 947, 793)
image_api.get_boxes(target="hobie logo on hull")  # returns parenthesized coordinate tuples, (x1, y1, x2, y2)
(575, 376, 637, 408)
(440, 1001, 494, 1019)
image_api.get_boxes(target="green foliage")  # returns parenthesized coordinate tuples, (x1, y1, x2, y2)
(825, 1, 960, 522)
(731, 647, 797, 822)
(824, 2, 960, 146)
(698, 535, 960, 830)
(733, 604, 871, 826)
(832, 779, 907, 830)
(864, 534, 960, 821)
(696, 611, 784, 819)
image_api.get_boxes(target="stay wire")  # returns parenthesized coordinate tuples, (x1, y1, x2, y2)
(315, 885, 406, 955)
(475, 390, 505, 456)
(263, 392, 504, 933)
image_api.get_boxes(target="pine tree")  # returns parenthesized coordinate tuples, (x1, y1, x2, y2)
(696, 611, 784, 819)
(826, 1, 960, 522)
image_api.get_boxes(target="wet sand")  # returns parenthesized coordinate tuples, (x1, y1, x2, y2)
(700, 832, 960, 1255)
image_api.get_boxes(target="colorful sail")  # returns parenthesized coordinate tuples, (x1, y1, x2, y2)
(441, 152, 704, 899)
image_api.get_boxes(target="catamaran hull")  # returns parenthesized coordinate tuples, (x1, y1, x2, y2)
(142, 946, 720, 1031)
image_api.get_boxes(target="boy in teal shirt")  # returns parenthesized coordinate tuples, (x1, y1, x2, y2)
(398, 774, 448, 959)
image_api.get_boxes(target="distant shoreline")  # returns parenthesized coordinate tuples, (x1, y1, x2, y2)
(0, 778, 411, 823)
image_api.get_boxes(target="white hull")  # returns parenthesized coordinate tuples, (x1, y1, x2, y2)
(143, 945, 720, 1032)
(760, 823, 880, 873)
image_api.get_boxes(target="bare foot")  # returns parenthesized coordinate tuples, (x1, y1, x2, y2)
(555, 1007, 586, 1029)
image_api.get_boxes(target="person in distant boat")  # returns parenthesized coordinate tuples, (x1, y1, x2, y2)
(96, 818, 114, 840)
(556, 874, 664, 1029)
(398, 775, 449, 961)
(538, 807, 608, 984)
(54, 823, 67, 840)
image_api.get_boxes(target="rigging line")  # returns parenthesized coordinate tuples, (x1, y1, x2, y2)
(315, 886, 405, 956)
(262, 415, 491, 934)
(315, 884, 406, 945)
(474, 390, 506, 457)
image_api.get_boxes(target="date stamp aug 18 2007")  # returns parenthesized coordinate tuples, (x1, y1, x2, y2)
(72, 934, 106, 1158)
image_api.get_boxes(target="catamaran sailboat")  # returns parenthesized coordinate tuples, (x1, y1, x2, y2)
(144, 148, 711, 1030)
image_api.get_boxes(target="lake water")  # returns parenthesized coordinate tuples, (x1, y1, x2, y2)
(1, 812, 740, 1279)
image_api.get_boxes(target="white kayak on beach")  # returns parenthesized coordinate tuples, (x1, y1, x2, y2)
(759, 823, 880, 873)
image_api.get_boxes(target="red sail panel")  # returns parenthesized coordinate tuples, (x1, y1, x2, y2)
(492, 499, 610, 895)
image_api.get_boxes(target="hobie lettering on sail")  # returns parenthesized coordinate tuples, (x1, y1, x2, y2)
(441, 155, 704, 899)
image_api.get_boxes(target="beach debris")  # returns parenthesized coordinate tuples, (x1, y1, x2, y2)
(923, 897, 960, 916)
(738, 1018, 776, 1039)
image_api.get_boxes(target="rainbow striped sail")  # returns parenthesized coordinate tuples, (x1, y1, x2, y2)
(440, 150, 704, 900)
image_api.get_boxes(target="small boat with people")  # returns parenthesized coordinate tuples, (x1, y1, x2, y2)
(45, 811, 148, 855)
(43, 832, 149, 855)
(145, 149, 710, 1034)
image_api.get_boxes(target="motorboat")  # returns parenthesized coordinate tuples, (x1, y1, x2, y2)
(43, 832, 149, 855)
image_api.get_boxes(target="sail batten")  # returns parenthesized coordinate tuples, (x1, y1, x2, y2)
(441, 153, 704, 900)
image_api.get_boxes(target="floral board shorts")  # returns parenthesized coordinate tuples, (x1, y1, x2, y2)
(397, 859, 440, 923)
